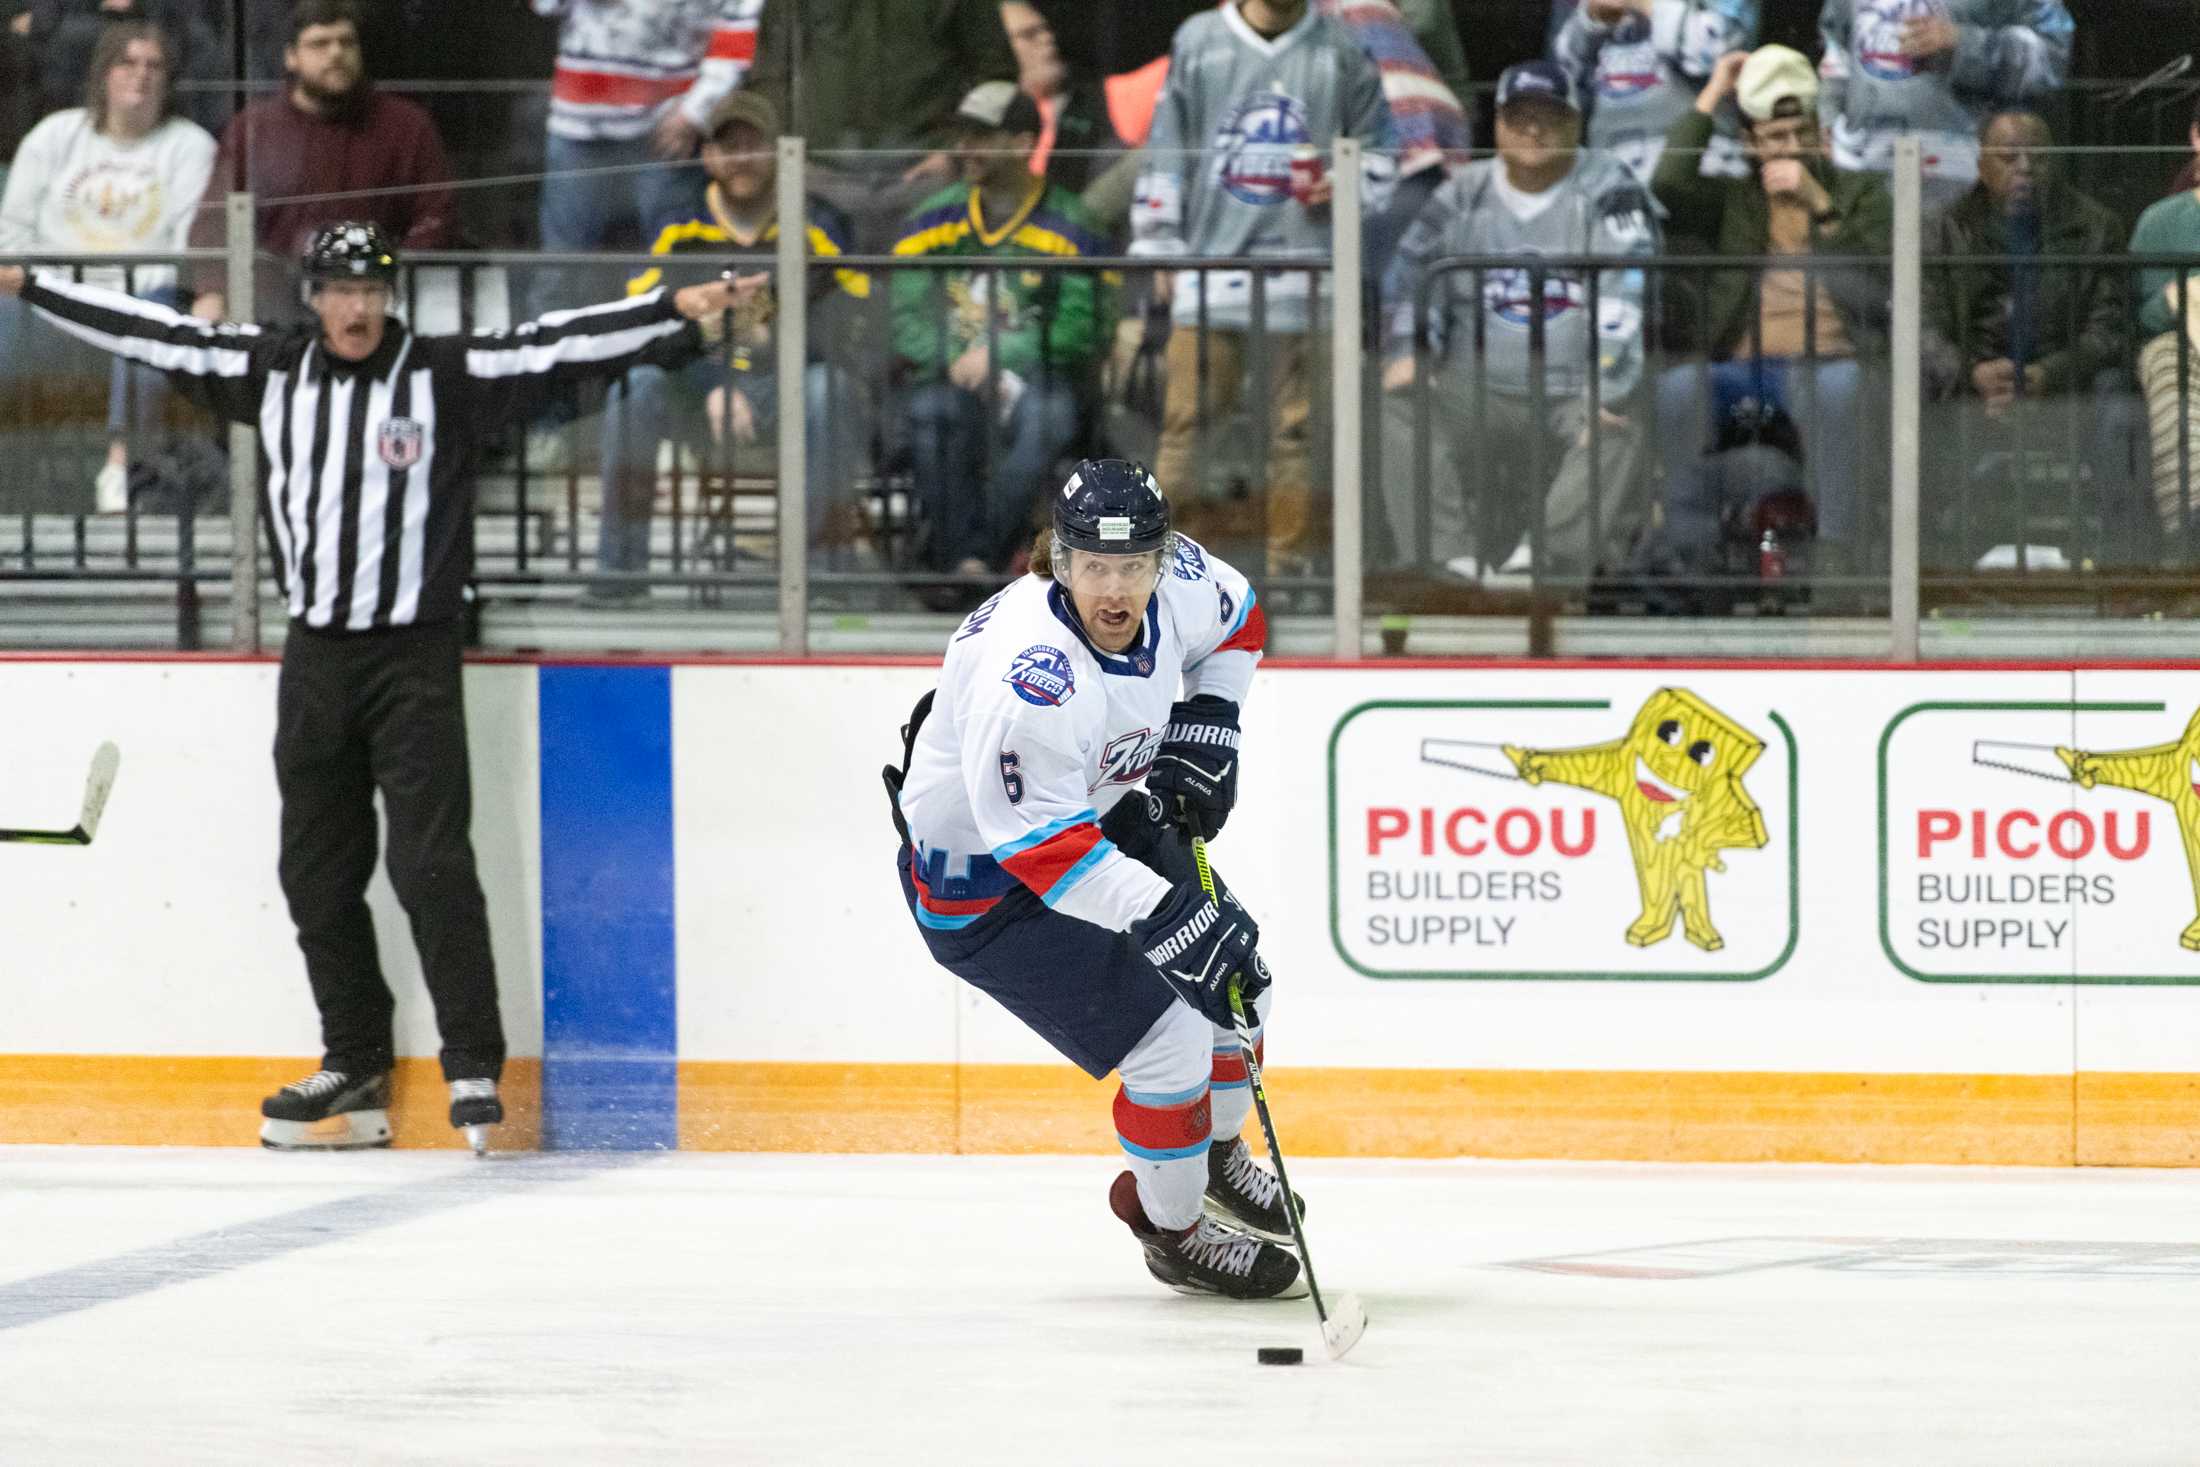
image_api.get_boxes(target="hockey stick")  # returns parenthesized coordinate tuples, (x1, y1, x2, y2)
(1192, 833, 1367, 1361)
(0, 742, 120, 846)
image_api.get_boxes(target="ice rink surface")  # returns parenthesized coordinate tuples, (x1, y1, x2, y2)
(3, 1147, 2198, 1466)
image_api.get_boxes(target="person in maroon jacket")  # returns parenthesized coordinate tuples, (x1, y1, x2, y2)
(186, 0, 454, 320)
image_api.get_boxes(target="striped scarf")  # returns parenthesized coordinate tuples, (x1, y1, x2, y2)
(1317, 0, 1472, 175)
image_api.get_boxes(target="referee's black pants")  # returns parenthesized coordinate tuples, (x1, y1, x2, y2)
(274, 619, 505, 1084)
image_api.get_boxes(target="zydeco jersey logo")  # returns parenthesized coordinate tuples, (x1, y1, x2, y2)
(1329, 688, 1797, 980)
(1878, 697, 2200, 983)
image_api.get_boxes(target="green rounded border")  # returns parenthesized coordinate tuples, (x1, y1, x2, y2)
(1327, 699, 1799, 982)
(1874, 699, 2194, 985)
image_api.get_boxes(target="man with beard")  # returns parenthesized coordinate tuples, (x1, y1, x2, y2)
(892, 81, 1113, 590)
(186, 0, 454, 321)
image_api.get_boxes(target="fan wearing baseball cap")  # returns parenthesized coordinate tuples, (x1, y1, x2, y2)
(1638, 44, 1893, 595)
(1377, 60, 1659, 588)
(590, 87, 875, 604)
(890, 81, 1116, 597)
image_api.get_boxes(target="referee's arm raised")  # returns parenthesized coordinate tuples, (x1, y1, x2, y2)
(0, 265, 750, 425)
(452, 275, 753, 426)
(0, 264, 270, 423)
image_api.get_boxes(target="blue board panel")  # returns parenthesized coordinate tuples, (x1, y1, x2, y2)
(538, 665, 677, 1149)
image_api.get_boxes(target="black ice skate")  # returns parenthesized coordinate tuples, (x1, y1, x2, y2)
(448, 1078, 502, 1156)
(259, 1069, 391, 1150)
(1109, 1171, 1307, 1300)
(1204, 1135, 1306, 1245)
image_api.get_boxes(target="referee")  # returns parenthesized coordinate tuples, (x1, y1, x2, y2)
(1, 223, 745, 1151)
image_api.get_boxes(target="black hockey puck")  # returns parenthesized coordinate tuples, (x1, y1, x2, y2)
(1257, 1346, 1304, 1365)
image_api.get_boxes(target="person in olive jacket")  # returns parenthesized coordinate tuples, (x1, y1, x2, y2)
(1649, 43, 1892, 573)
(1918, 108, 2143, 566)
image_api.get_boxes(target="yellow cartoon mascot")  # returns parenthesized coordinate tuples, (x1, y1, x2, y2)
(1505, 689, 1768, 951)
(2060, 706, 2200, 951)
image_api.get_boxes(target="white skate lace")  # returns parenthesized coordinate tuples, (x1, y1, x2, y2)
(449, 1079, 497, 1101)
(282, 1070, 348, 1098)
(1222, 1140, 1283, 1209)
(1180, 1218, 1262, 1277)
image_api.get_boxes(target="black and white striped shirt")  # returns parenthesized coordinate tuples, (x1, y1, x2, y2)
(22, 275, 698, 630)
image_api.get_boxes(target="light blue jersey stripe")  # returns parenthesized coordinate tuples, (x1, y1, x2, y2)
(1220, 585, 1257, 642)
(1118, 1136, 1212, 1162)
(1039, 838, 1118, 906)
(991, 808, 1099, 862)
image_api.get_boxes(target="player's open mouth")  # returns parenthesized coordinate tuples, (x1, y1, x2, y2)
(1634, 756, 1686, 804)
(1093, 607, 1132, 634)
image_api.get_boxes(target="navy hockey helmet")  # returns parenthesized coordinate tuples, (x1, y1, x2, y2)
(302, 221, 400, 289)
(1050, 458, 1170, 563)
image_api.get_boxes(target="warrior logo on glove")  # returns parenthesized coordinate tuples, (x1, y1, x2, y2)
(1132, 879, 1262, 1027)
(1148, 695, 1242, 840)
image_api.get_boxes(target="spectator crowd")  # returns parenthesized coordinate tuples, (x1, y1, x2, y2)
(2, 0, 2199, 607)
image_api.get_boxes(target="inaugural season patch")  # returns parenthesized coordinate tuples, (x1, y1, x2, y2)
(1004, 645, 1076, 707)
(377, 417, 424, 469)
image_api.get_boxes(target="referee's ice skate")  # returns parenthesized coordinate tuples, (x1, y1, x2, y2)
(448, 1079, 503, 1156)
(258, 1070, 391, 1150)
(1110, 1172, 1307, 1299)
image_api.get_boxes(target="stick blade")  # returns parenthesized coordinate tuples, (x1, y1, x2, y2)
(1321, 1292, 1368, 1360)
(78, 742, 120, 842)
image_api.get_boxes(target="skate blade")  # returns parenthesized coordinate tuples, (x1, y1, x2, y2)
(1200, 1195, 1294, 1246)
(462, 1124, 492, 1156)
(1320, 1292, 1369, 1360)
(259, 1109, 392, 1151)
(1157, 1271, 1311, 1301)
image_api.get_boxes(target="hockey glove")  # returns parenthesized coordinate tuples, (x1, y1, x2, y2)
(1131, 879, 1260, 1029)
(1146, 696, 1240, 840)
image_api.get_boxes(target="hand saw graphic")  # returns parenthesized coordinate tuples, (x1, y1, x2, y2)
(1420, 739, 1521, 780)
(1972, 740, 2077, 784)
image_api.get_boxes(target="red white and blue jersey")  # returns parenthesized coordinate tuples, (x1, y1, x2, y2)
(534, 0, 761, 143)
(897, 536, 1265, 936)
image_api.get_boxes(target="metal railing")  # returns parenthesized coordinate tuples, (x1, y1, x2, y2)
(14, 140, 2200, 657)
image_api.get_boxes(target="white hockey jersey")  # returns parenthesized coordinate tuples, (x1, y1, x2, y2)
(897, 537, 1266, 937)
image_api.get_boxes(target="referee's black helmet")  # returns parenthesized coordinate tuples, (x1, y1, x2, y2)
(303, 221, 400, 288)
(1051, 458, 1170, 560)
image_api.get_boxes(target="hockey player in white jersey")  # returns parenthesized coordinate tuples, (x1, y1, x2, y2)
(886, 458, 1305, 1300)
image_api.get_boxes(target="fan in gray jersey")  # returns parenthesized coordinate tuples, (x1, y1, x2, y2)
(1552, 0, 1760, 186)
(1131, 0, 1392, 580)
(1378, 61, 1658, 587)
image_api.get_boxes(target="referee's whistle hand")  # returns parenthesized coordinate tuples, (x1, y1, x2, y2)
(674, 275, 760, 320)
(0, 266, 24, 297)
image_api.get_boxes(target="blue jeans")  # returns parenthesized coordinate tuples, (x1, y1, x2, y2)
(1656, 357, 1866, 552)
(907, 379, 1081, 573)
(0, 284, 186, 491)
(597, 357, 858, 573)
(106, 284, 194, 443)
(535, 132, 701, 311)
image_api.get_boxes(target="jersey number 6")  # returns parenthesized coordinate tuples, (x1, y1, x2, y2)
(1000, 751, 1024, 805)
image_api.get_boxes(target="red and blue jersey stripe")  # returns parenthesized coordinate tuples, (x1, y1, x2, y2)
(992, 809, 1119, 908)
(1214, 587, 1267, 657)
